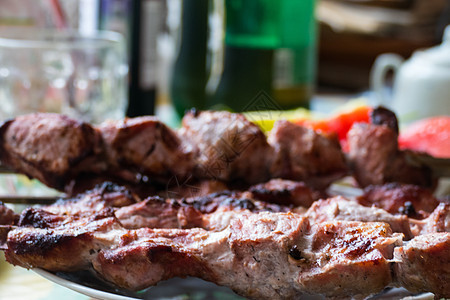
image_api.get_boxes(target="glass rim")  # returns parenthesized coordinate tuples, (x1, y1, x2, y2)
(0, 29, 125, 49)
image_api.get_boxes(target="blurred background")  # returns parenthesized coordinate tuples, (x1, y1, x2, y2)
(1, 0, 448, 122)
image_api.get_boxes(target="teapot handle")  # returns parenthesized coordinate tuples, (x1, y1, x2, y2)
(370, 53, 404, 106)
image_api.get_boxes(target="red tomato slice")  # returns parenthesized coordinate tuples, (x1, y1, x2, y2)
(399, 116, 450, 158)
(293, 105, 372, 149)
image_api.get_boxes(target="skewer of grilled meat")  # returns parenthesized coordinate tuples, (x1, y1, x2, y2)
(4, 203, 450, 299)
(0, 113, 195, 190)
(3, 208, 404, 299)
(2, 182, 449, 298)
(3, 181, 445, 238)
(0, 111, 347, 194)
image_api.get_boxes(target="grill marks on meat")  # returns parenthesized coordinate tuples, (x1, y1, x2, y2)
(2, 184, 449, 298)
(347, 121, 434, 189)
(4, 209, 403, 299)
(305, 196, 414, 240)
(296, 221, 399, 298)
(99, 117, 195, 183)
(180, 110, 273, 184)
(268, 120, 347, 189)
(115, 197, 204, 230)
(5, 217, 122, 272)
(0, 113, 104, 189)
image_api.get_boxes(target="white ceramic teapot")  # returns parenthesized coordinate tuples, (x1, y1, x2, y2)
(371, 25, 450, 123)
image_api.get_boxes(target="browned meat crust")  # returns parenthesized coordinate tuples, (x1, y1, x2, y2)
(0, 111, 349, 194)
(4, 210, 402, 299)
(347, 122, 435, 188)
(244, 178, 325, 207)
(394, 232, 450, 298)
(99, 116, 195, 183)
(371, 106, 399, 134)
(180, 110, 273, 184)
(419, 203, 450, 235)
(0, 203, 17, 226)
(358, 183, 440, 219)
(0, 113, 104, 189)
(268, 120, 348, 189)
(305, 196, 414, 240)
(2, 183, 449, 298)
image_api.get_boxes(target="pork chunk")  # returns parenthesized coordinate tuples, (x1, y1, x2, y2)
(99, 116, 195, 183)
(180, 110, 272, 184)
(0, 113, 103, 189)
(268, 120, 347, 189)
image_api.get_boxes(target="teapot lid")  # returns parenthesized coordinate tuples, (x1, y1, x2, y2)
(414, 25, 450, 67)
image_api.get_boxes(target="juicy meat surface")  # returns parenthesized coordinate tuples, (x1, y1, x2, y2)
(268, 120, 347, 189)
(358, 183, 440, 219)
(0, 113, 103, 189)
(4, 210, 402, 299)
(180, 110, 273, 184)
(419, 203, 450, 235)
(245, 178, 325, 207)
(394, 232, 450, 299)
(2, 183, 449, 299)
(347, 122, 434, 188)
(305, 196, 414, 239)
(99, 116, 195, 183)
(115, 197, 204, 230)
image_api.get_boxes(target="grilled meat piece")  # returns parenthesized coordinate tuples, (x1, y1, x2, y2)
(5, 216, 121, 271)
(394, 232, 450, 298)
(358, 183, 440, 219)
(115, 197, 204, 230)
(4, 209, 403, 299)
(0, 113, 104, 189)
(116, 191, 294, 232)
(4, 183, 449, 298)
(371, 106, 399, 134)
(0, 112, 348, 193)
(246, 178, 325, 207)
(347, 122, 434, 188)
(0, 203, 17, 225)
(180, 110, 273, 184)
(419, 203, 450, 235)
(305, 196, 414, 239)
(160, 179, 229, 199)
(99, 116, 195, 183)
(268, 120, 347, 189)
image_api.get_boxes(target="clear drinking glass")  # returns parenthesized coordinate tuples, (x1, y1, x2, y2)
(0, 29, 128, 124)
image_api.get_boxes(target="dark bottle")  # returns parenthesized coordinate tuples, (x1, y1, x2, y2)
(100, 0, 164, 117)
(169, 0, 210, 117)
(210, 0, 317, 112)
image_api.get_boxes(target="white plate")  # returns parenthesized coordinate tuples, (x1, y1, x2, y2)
(33, 268, 244, 300)
(33, 268, 434, 300)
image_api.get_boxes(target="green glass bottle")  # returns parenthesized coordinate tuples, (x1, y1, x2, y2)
(169, 0, 210, 117)
(210, 0, 317, 112)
